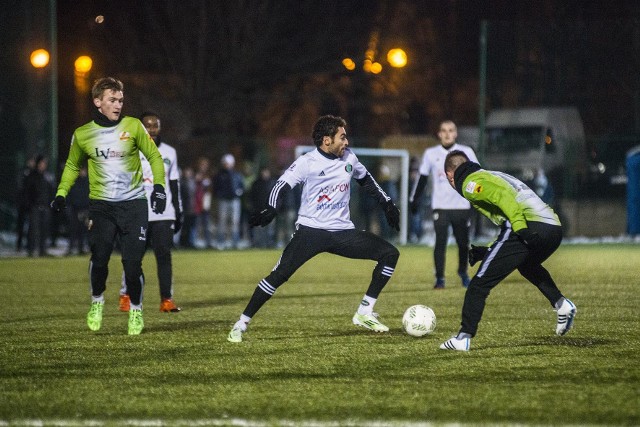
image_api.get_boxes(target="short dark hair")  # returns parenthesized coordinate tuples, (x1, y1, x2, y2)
(92, 77, 123, 100)
(140, 111, 159, 121)
(444, 150, 470, 174)
(311, 115, 346, 147)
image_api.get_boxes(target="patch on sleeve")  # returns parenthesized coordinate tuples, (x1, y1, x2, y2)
(465, 181, 482, 194)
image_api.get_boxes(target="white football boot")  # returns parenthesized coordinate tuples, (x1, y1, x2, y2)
(555, 298, 577, 336)
(440, 335, 471, 351)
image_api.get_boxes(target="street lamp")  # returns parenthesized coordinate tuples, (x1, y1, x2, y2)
(30, 49, 50, 68)
(73, 55, 93, 123)
(342, 57, 356, 71)
(27, 0, 58, 175)
(74, 55, 93, 73)
(74, 55, 93, 94)
(387, 48, 407, 68)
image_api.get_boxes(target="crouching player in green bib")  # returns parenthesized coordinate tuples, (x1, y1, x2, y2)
(439, 150, 576, 351)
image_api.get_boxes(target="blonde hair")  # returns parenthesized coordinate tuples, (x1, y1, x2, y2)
(92, 77, 123, 100)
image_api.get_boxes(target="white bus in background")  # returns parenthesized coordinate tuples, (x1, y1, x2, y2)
(483, 107, 587, 198)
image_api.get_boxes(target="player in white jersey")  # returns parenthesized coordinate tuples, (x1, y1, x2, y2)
(409, 120, 479, 289)
(227, 115, 401, 342)
(50, 77, 166, 335)
(119, 112, 183, 313)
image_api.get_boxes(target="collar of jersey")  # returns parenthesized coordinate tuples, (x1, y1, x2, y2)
(317, 147, 339, 160)
(453, 161, 482, 195)
(93, 109, 123, 127)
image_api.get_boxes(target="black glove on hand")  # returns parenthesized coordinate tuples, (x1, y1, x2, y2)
(174, 211, 183, 234)
(50, 195, 66, 212)
(384, 201, 400, 232)
(518, 228, 540, 249)
(469, 244, 489, 267)
(150, 184, 167, 214)
(249, 206, 277, 227)
(409, 199, 420, 215)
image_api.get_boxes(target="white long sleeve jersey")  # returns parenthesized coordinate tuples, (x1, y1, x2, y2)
(275, 148, 371, 231)
(418, 143, 479, 210)
(140, 142, 181, 221)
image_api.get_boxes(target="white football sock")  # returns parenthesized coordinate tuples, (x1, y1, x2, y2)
(357, 295, 376, 315)
(235, 314, 251, 331)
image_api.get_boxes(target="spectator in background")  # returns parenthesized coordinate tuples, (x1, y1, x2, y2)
(275, 166, 299, 248)
(213, 153, 244, 249)
(408, 167, 426, 243)
(66, 166, 90, 255)
(16, 156, 35, 253)
(193, 157, 213, 248)
(24, 155, 55, 257)
(240, 161, 257, 247)
(534, 168, 555, 206)
(376, 163, 399, 240)
(249, 166, 276, 248)
(179, 166, 196, 248)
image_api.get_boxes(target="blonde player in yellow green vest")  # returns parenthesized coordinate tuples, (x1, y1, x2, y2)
(51, 77, 166, 335)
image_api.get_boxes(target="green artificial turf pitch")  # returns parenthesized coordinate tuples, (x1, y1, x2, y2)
(0, 245, 638, 425)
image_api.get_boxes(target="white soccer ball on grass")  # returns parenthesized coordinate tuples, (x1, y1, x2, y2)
(402, 304, 436, 337)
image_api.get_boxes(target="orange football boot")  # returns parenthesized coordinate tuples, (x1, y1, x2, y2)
(119, 294, 130, 312)
(160, 298, 181, 312)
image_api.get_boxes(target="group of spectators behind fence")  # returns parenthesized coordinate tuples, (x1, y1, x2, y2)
(178, 154, 306, 250)
(15, 152, 404, 255)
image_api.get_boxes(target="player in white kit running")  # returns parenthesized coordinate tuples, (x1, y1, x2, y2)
(227, 115, 401, 342)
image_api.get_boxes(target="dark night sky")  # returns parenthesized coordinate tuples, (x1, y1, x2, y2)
(0, 0, 638, 209)
(1, 1, 639, 162)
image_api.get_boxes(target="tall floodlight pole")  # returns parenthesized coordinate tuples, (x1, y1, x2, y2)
(49, 0, 58, 173)
(478, 20, 488, 164)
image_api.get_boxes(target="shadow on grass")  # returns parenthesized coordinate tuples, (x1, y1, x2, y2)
(480, 335, 614, 350)
(142, 318, 221, 333)
(187, 285, 414, 310)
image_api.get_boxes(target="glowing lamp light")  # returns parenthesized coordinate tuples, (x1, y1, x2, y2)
(370, 62, 383, 74)
(342, 58, 356, 71)
(30, 49, 50, 68)
(74, 55, 93, 73)
(387, 48, 407, 68)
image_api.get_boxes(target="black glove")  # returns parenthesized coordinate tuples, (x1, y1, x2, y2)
(469, 244, 488, 267)
(174, 211, 183, 234)
(518, 228, 540, 249)
(150, 184, 167, 214)
(50, 195, 66, 212)
(409, 199, 420, 215)
(249, 206, 277, 227)
(383, 201, 400, 232)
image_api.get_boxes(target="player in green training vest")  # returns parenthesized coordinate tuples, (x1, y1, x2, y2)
(50, 77, 166, 335)
(438, 150, 576, 351)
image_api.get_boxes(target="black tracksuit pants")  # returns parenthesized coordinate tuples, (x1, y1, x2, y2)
(242, 225, 400, 318)
(460, 221, 564, 337)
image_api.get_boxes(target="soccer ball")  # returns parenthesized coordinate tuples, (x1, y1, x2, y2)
(402, 305, 436, 337)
